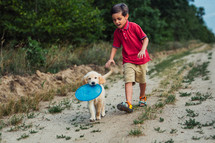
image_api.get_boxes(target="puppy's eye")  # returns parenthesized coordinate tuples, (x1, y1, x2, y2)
(88, 78, 91, 80)
(94, 77, 97, 79)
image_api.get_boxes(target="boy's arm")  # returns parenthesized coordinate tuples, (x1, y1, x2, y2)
(137, 37, 149, 59)
(105, 47, 118, 68)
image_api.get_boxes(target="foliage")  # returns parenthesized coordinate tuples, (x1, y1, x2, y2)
(0, 0, 215, 75)
(0, 0, 104, 44)
(25, 37, 47, 70)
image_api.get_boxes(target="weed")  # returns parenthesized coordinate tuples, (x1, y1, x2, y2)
(9, 115, 23, 126)
(155, 102, 165, 109)
(185, 101, 201, 106)
(129, 128, 142, 136)
(186, 109, 199, 117)
(170, 129, 177, 134)
(164, 139, 174, 143)
(56, 134, 71, 140)
(27, 112, 37, 119)
(165, 95, 176, 104)
(66, 127, 70, 130)
(48, 104, 64, 113)
(154, 127, 166, 133)
(196, 129, 204, 134)
(191, 92, 212, 102)
(139, 107, 156, 121)
(211, 135, 215, 140)
(192, 136, 201, 140)
(48, 98, 71, 114)
(29, 129, 38, 134)
(159, 117, 164, 122)
(133, 119, 144, 124)
(75, 129, 80, 132)
(202, 120, 215, 127)
(183, 118, 200, 129)
(91, 129, 101, 133)
(17, 133, 29, 141)
(0, 120, 5, 130)
(179, 92, 191, 97)
(184, 62, 210, 83)
(80, 134, 84, 138)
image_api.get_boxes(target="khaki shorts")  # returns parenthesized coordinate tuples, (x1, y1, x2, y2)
(123, 63, 148, 84)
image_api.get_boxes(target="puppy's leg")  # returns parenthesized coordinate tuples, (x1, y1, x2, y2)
(96, 101, 102, 120)
(88, 101, 96, 122)
(101, 101, 105, 117)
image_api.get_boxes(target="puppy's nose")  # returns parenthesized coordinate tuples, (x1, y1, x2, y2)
(91, 82, 95, 85)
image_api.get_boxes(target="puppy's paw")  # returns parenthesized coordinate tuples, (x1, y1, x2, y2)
(101, 113, 106, 117)
(96, 116, 101, 120)
(90, 117, 96, 122)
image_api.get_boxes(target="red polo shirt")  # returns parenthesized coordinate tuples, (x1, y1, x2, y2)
(113, 20, 151, 65)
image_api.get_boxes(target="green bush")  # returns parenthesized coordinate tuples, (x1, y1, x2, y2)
(25, 37, 47, 70)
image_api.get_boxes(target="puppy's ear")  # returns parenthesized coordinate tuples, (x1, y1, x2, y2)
(82, 77, 88, 85)
(99, 76, 106, 84)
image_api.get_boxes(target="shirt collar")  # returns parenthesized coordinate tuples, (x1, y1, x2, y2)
(120, 20, 129, 31)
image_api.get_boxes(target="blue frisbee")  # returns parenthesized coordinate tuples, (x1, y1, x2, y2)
(75, 84, 102, 101)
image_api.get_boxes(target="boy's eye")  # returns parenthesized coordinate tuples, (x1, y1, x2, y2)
(117, 18, 121, 21)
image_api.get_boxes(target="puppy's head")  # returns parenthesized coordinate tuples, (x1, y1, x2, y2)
(83, 71, 106, 86)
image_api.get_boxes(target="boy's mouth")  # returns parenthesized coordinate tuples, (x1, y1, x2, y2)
(116, 24, 121, 27)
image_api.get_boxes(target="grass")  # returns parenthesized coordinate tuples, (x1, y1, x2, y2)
(185, 92, 212, 106)
(91, 129, 101, 133)
(56, 134, 71, 140)
(183, 118, 200, 129)
(170, 129, 177, 134)
(17, 133, 29, 141)
(159, 117, 164, 122)
(129, 128, 143, 136)
(186, 109, 199, 117)
(165, 95, 176, 104)
(179, 92, 191, 97)
(9, 115, 23, 126)
(48, 98, 71, 114)
(183, 61, 210, 83)
(192, 136, 201, 140)
(154, 127, 166, 133)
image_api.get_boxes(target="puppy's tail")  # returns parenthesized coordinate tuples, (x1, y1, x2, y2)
(103, 68, 113, 79)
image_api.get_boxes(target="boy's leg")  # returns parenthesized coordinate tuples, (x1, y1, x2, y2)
(125, 82, 133, 104)
(139, 83, 146, 99)
(117, 63, 134, 113)
(139, 83, 147, 106)
(117, 82, 133, 113)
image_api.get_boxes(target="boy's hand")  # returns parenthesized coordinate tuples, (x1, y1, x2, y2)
(105, 59, 115, 68)
(137, 50, 146, 59)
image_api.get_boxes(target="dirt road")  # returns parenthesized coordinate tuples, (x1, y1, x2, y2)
(1, 44, 215, 143)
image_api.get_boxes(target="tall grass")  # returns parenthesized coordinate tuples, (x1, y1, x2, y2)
(0, 42, 122, 75)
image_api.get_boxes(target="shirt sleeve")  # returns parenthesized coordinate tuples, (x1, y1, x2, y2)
(112, 30, 121, 48)
(135, 24, 147, 41)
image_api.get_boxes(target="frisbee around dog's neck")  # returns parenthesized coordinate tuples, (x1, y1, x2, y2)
(75, 84, 102, 101)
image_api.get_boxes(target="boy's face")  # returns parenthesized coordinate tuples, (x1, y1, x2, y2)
(112, 12, 129, 29)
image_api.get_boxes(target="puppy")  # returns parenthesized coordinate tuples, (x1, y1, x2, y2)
(83, 70, 112, 122)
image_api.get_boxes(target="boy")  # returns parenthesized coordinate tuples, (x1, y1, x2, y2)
(105, 3, 151, 113)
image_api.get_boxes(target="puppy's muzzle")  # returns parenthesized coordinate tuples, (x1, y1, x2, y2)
(90, 81, 96, 86)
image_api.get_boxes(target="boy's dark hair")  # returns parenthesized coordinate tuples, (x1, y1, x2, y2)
(111, 3, 129, 16)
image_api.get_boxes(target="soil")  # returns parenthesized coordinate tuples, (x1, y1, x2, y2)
(0, 44, 215, 143)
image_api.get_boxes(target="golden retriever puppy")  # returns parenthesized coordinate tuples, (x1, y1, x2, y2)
(83, 70, 112, 122)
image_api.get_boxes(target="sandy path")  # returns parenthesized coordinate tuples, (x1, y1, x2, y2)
(1, 44, 215, 143)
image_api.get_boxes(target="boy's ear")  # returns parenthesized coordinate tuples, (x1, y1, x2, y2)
(99, 76, 106, 84)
